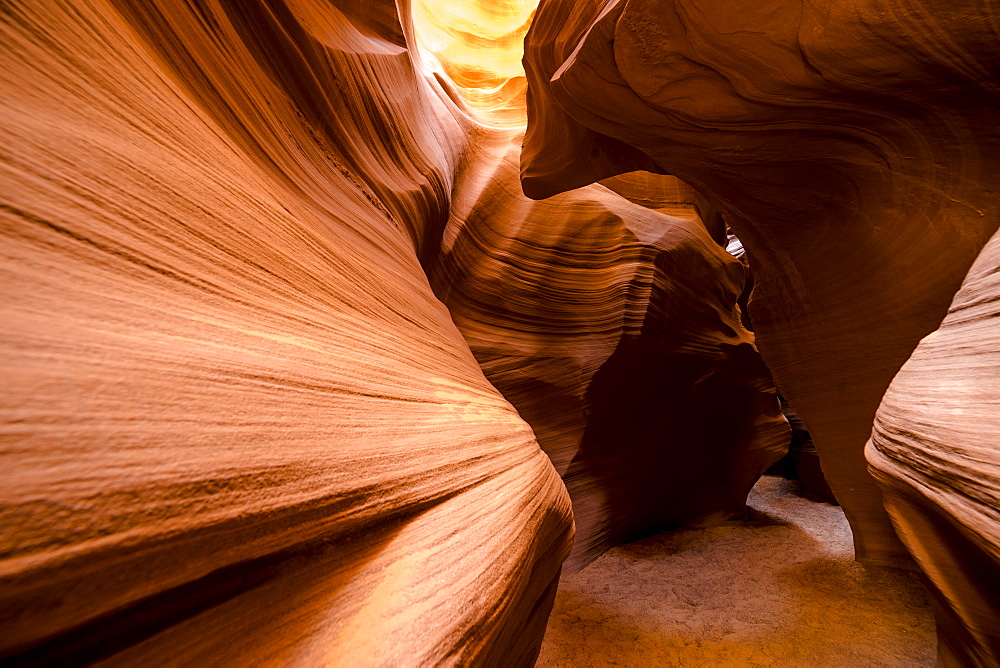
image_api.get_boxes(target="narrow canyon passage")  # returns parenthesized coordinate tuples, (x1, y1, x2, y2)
(538, 476, 935, 667)
(2, 0, 998, 665)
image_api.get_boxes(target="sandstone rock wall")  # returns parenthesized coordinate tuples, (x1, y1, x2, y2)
(522, 0, 1000, 571)
(430, 128, 788, 569)
(1, 0, 572, 663)
(1, 0, 906, 662)
(869, 226, 1000, 667)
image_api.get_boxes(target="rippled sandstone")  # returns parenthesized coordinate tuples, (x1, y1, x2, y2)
(0, 0, 798, 662)
(430, 128, 788, 569)
(869, 226, 1000, 667)
(13, 0, 989, 662)
(1, 0, 572, 663)
(522, 0, 1000, 571)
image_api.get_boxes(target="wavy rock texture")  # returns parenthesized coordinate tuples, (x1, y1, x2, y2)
(430, 128, 789, 569)
(523, 0, 1000, 570)
(7, 0, 945, 662)
(519, 0, 661, 198)
(0, 0, 573, 663)
(869, 226, 1000, 667)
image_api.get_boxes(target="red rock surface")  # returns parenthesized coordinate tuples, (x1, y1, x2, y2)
(522, 0, 1000, 572)
(430, 128, 789, 569)
(519, 0, 661, 199)
(1, 0, 572, 662)
(9, 0, 995, 663)
(1, 0, 790, 661)
(869, 226, 1000, 666)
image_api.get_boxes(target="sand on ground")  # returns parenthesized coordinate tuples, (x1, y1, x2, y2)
(536, 476, 935, 667)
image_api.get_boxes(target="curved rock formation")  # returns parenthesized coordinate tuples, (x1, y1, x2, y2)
(12, 0, 968, 662)
(523, 0, 1000, 570)
(519, 0, 661, 198)
(431, 128, 789, 568)
(0, 0, 572, 663)
(869, 226, 1000, 667)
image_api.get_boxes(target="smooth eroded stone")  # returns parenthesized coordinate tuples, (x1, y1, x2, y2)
(522, 0, 1000, 570)
(433, 128, 788, 569)
(519, 0, 662, 199)
(0, 0, 571, 663)
(869, 227, 1000, 667)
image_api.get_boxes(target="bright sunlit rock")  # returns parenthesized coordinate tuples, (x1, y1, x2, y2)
(411, 0, 538, 125)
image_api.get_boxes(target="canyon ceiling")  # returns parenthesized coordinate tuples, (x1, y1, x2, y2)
(1, 0, 997, 666)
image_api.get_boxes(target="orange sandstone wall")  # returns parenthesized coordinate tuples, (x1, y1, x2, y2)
(3, 0, 816, 661)
(430, 127, 788, 569)
(522, 0, 1000, 570)
(0, 0, 571, 663)
(869, 226, 1000, 667)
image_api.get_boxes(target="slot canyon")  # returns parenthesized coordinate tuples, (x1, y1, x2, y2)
(1, 0, 997, 665)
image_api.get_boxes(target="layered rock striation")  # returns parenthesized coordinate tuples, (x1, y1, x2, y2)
(430, 129, 788, 569)
(2, 0, 901, 662)
(869, 226, 1000, 667)
(1, 0, 572, 663)
(522, 0, 1000, 571)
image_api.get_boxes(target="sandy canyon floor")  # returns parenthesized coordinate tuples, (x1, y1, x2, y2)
(537, 476, 935, 667)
